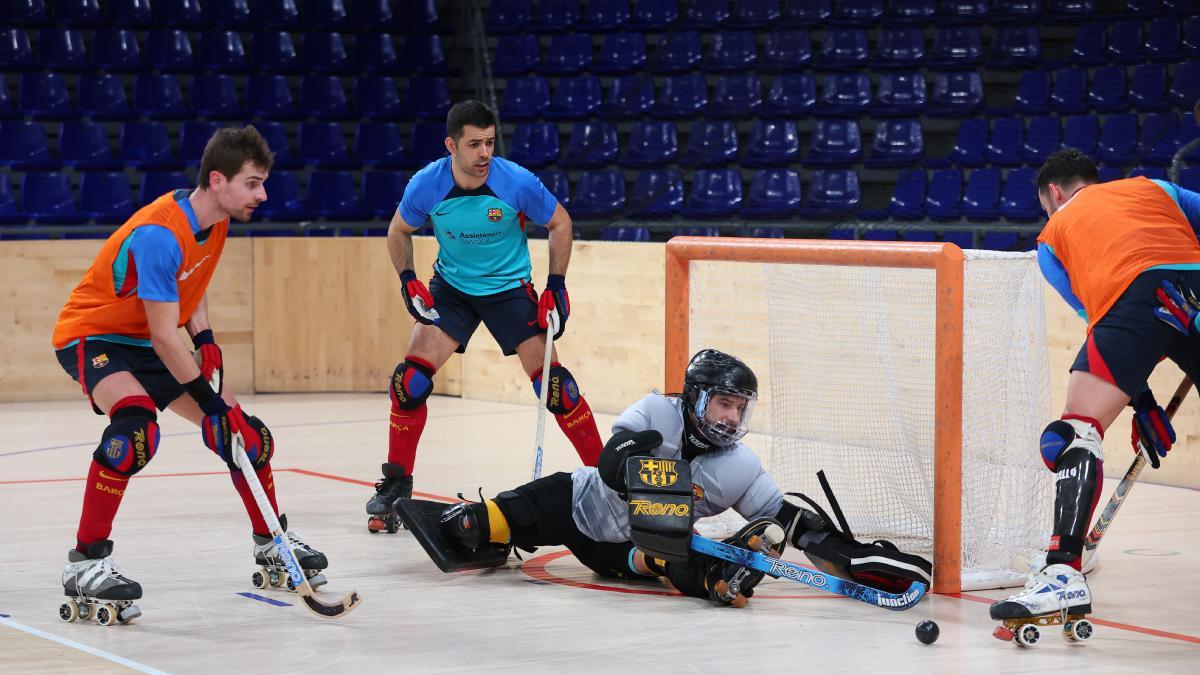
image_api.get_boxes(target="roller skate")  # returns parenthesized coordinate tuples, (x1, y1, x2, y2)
(366, 463, 412, 534)
(251, 514, 329, 592)
(60, 539, 142, 626)
(990, 563, 1094, 647)
(708, 518, 787, 608)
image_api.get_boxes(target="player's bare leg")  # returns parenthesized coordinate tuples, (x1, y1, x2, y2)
(515, 334, 604, 466)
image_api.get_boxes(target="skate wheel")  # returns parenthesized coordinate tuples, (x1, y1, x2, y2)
(992, 625, 1014, 642)
(1065, 619, 1093, 643)
(252, 570, 269, 589)
(285, 575, 296, 591)
(1016, 624, 1041, 647)
(729, 594, 748, 609)
(77, 602, 92, 621)
(59, 600, 79, 623)
(386, 519, 399, 534)
(95, 604, 118, 627)
(268, 570, 283, 587)
(367, 517, 382, 534)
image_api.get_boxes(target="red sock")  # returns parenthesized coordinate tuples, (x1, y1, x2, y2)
(387, 403, 427, 472)
(76, 459, 129, 552)
(230, 464, 280, 535)
(555, 395, 603, 466)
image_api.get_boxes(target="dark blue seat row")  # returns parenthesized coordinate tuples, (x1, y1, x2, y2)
(1012, 63, 1199, 116)
(868, 167, 1042, 223)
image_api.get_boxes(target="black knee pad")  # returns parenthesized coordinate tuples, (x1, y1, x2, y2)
(93, 406, 159, 477)
(542, 364, 580, 415)
(242, 415, 274, 469)
(391, 358, 435, 410)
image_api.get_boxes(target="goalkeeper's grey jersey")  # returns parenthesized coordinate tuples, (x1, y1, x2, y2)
(570, 393, 785, 543)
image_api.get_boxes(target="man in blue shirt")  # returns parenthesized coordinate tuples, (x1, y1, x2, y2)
(365, 101, 604, 531)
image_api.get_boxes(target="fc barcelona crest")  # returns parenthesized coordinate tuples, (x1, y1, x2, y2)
(637, 458, 679, 488)
(91, 354, 109, 369)
(487, 208, 503, 222)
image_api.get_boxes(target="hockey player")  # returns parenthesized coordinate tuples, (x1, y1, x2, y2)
(52, 127, 327, 624)
(991, 149, 1200, 623)
(367, 100, 604, 531)
(397, 350, 931, 606)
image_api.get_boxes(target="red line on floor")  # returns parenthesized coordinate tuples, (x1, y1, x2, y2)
(948, 592, 1200, 644)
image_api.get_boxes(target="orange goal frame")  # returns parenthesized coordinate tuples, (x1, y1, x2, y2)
(664, 237, 966, 594)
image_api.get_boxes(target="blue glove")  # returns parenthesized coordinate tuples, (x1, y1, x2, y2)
(1132, 390, 1175, 470)
(1154, 278, 1200, 336)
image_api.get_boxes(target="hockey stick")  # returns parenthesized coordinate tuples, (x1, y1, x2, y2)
(690, 535, 927, 611)
(233, 435, 363, 620)
(531, 311, 558, 480)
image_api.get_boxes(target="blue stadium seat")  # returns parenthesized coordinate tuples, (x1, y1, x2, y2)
(0, 175, 23, 225)
(355, 0, 400, 31)
(863, 229, 898, 240)
(1049, 68, 1088, 114)
(782, 0, 830, 26)
(1001, 168, 1041, 221)
(12, 0, 48, 26)
(1146, 113, 1197, 166)
(363, 171, 409, 219)
(353, 33, 401, 75)
(1128, 166, 1168, 179)
(734, 0, 784, 26)
(705, 31, 757, 72)
(940, 230, 972, 248)
(742, 169, 802, 218)
(93, 29, 144, 72)
(401, 35, 447, 76)
(990, 0, 1041, 22)
(304, 32, 351, 75)
(743, 226, 786, 237)
(928, 27, 983, 70)
(301, 75, 352, 120)
(627, 169, 684, 218)
(407, 77, 451, 121)
(580, 0, 630, 31)
(804, 119, 863, 167)
(38, 28, 90, 72)
(1089, 66, 1127, 113)
(562, 122, 619, 168)
(254, 120, 299, 170)
(1178, 166, 1200, 192)
(60, 121, 119, 171)
(138, 171, 189, 205)
(80, 173, 134, 224)
(22, 172, 81, 224)
(763, 73, 816, 117)
(629, 0, 679, 29)
(153, 0, 205, 28)
(501, 76, 551, 121)
(309, 171, 370, 220)
(59, 0, 103, 27)
(990, 26, 1040, 70)
(600, 226, 650, 241)
(537, 168, 570, 206)
(650, 31, 702, 74)
(204, 0, 254, 28)
(978, 232, 1018, 250)
(1062, 115, 1099, 156)
(759, 30, 811, 72)
(299, 122, 356, 169)
(257, 171, 313, 220)
(192, 74, 242, 119)
(681, 0, 729, 27)
(925, 169, 963, 220)
(621, 120, 678, 167)
(305, 0, 350, 29)
(600, 75, 656, 119)
(886, 0, 936, 23)
(134, 74, 188, 119)
(508, 122, 560, 169)
(985, 117, 1023, 167)
(1014, 71, 1050, 115)
(20, 73, 75, 120)
(1107, 20, 1143, 64)
(547, 75, 603, 120)
(709, 74, 763, 118)
(247, 74, 299, 119)
(798, 169, 860, 216)
(147, 29, 196, 73)
(1163, 0, 1199, 16)
(1171, 62, 1200, 108)
(78, 74, 132, 120)
(0, 29, 36, 72)
(106, 0, 153, 27)
(1145, 17, 1182, 63)
(683, 168, 743, 218)
(121, 121, 179, 170)
(819, 28, 870, 71)
(493, 34, 540, 76)
(651, 74, 708, 119)
(818, 73, 872, 117)
(488, 0, 532, 34)
(1097, 113, 1137, 164)
(939, 0, 987, 23)
(1185, 17, 1200, 56)
(1022, 115, 1060, 165)
(946, 118, 988, 167)
(0, 121, 58, 170)
(357, 77, 405, 121)
(0, 75, 15, 119)
(571, 170, 626, 219)
(928, 72, 984, 117)
(1070, 23, 1106, 66)
(680, 119, 739, 167)
(873, 72, 926, 117)
(866, 119, 923, 167)
(532, 0, 581, 32)
(874, 28, 925, 70)
(743, 119, 801, 167)
(252, 32, 302, 74)
(1045, 0, 1095, 22)
(200, 30, 248, 73)
(832, 0, 883, 25)
(1130, 64, 1168, 112)
(594, 32, 648, 75)
(355, 122, 406, 169)
(673, 225, 722, 237)
(887, 169, 927, 220)
(962, 168, 1001, 220)
(399, 0, 441, 32)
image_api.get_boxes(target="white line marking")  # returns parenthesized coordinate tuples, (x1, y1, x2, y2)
(0, 615, 170, 675)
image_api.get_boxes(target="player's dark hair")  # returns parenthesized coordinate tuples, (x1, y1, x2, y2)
(1034, 148, 1099, 194)
(198, 125, 272, 188)
(446, 100, 497, 140)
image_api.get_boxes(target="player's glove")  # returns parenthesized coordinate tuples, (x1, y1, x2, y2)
(399, 269, 438, 325)
(1131, 389, 1175, 470)
(1154, 278, 1200, 336)
(538, 274, 569, 340)
(200, 401, 274, 471)
(191, 329, 223, 394)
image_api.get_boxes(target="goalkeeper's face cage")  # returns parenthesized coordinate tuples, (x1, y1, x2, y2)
(687, 385, 757, 447)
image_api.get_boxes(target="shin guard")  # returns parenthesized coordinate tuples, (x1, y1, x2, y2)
(1041, 417, 1104, 569)
(533, 362, 603, 466)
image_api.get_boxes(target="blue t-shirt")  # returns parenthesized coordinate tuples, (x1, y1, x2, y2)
(398, 156, 559, 296)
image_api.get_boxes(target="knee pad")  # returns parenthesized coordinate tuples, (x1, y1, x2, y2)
(93, 397, 159, 477)
(534, 363, 580, 415)
(1040, 416, 1104, 471)
(391, 357, 435, 410)
(242, 415, 274, 469)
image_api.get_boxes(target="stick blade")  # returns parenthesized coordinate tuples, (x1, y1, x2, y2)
(299, 589, 363, 619)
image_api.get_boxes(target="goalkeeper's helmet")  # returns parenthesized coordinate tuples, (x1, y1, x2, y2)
(683, 349, 758, 447)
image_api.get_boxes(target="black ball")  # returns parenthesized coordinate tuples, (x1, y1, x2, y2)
(915, 620, 940, 645)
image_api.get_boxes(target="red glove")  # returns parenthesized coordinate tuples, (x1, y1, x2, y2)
(191, 329, 223, 394)
(538, 274, 569, 340)
(400, 270, 439, 325)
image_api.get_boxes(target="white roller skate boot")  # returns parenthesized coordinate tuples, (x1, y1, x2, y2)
(251, 514, 329, 592)
(60, 539, 142, 626)
(990, 563, 1094, 646)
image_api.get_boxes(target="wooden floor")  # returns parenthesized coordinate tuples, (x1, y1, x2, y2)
(2, 393, 1198, 674)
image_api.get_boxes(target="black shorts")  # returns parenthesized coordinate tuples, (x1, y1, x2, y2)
(429, 274, 542, 356)
(1070, 268, 1200, 398)
(55, 338, 185, 414)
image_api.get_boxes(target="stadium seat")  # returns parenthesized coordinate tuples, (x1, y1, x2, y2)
(146, 29, 195, 73)
(191, 74, 243, 119)
(501, 76, 551, 121)
(1171, 62, 1200, 108)
(1045, 0, 1095, 22)
(357, 77, 405, 121)
(0, 29, 36, 72)
(1185, 17, 1200, 56)
(309, 171, 370, 220)
(1129, 64, 1169, 112)
(683, 168, 743, 218)
(1128, 166, 1168, 179)
(819, 28, 870, 71)
(0, 121, 58, 170)
(80, 172, 135, 224)
(403, 34, 448, 75)
(542, 33, 592, 75)
(301, 76, 352, 120)
(355, 122, 406, 169)
(363, 171, 409, 219)
(600, 226, 650, 241)
(866, 119, 924, 167)
(962, 168, 1001, 220)
(407, 77, 451, 121)
(944, 118, 988, 167)
(818, 73, 872, 117)
(354, 33, 401, 75)
(137, 171, 189, 205)
(22, 172, 81, 224)
(620, 120, 678, 168)
(305, 0, 350, 29)
(60, 121, 119, 171)
(200, 30, 248, 73)
(256, 171, 313, 220)
(508, 122, 560, 169)
(247, 74, 299, 119)
(742, 169, 802, 219)
(1014, 71, 1051, 115)
(579, 0, 630, 31)
(761, 30, 812, 71)
(153, 0, 205, 27)
(1089, 66, 1128, 114)
(254, 120, 299, 170)
(532, 0, 581, 32)
(1001, 168, 1041, 221)
(1022, 116, 1060, 165)
(1062, 115, 1099, 156)
(782, 0, 831, 26)
(252, 32, 302, 74)
(38, 28, 90, 72)
(989, 26, 1040, 70)
(928, 72, 984, 117)
(1097, 113, 1137, 165)
(493, 34, 541, 76)
(408, 122, 449, 168)
(1070, 23, 1106, 66)
(681, 0, 729, 28)
(804, 119, 863, 167)
(627, 169, 684, 218)
(797, 169, 860, 216)
(650, 31, 702, 74)
(121, 121, 179, 170)
(0, 175, 24, 225)
(940, 0, 988, 23)
(205, 0, 254, 28)
(399, 0, 441, 32)
(928, 27, 983, 70)
(78, 74, 132, 120)
(886, 0, 936, 23)
(1146, 113, 1198, 166)
(1145, 17, 1182, 63)
(134, 74, 188, 119)
(887, 169, 927, 220)
(743, 119, 802, 167)
(594, 32, 648, 75)
(1107, 20, 1143, 64)
(547, 75, 603, 120)
(1049, 68, 1088, 115)
(600, 75, 656, 119)
(571, 170, 626, 219)
(487, 0, 532, 34)
(925, 169, 964, 220)
(537, 169, 570, 206)
(873, 72, 926, 118)
(651, 74, 708, 119)
(106, 0, 154, 27)
(978, 231, 1018, 250)
(705, 31, 757, 72)
(709, 74, 763, 118)
(20, 73, 75, 120)
(680, 119, 739, 167)
(874, 28, 925, 70)
(734, 0, 784, 27)
(940, 230, 973, 248)
(1178, 166, 1200, 192)
(985, 118, 1023, 167)
(299, 122, 356, 169)
(863, 229, 899, 240)
(990, 0, 1041, 22)
(93, 29, 144, 72)
(355, 0, 399, 30)
(562, 122, 619, 168)
(0, 76, 15, 119)
(630, 0, 679, 29)
(763, 73, 817, 117)
(11, 0, 48, 26)
(832, 0, 883, 25)
(304, 32, 351, 75)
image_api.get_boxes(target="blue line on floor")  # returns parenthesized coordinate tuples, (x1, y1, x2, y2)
(236, 592, 292, 607)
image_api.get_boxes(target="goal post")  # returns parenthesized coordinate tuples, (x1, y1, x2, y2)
(665, 237, 1052, 595)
